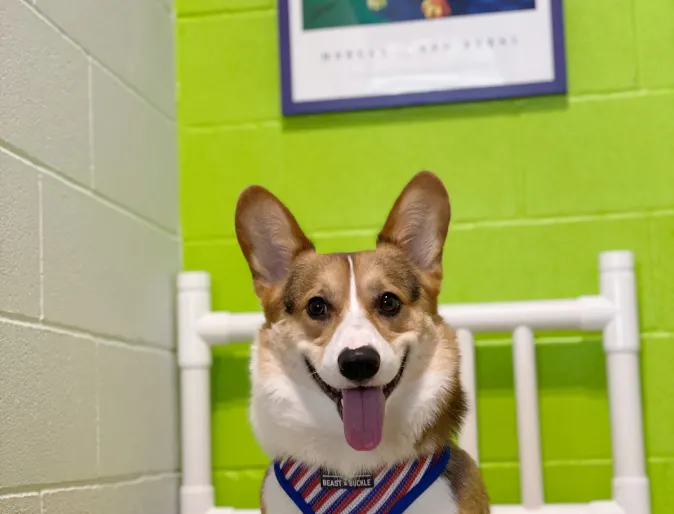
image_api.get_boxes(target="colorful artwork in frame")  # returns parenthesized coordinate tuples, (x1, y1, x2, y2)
(278, 0, 566, 115)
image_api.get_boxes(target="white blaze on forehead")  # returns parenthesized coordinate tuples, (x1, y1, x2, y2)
(318, 255, 399, 388)
(348, 256, 359, 313)
(340, 256, 374, 349)
(345, 256, 364, 342)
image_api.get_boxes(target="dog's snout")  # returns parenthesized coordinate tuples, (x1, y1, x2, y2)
(338, 346, 380, 382)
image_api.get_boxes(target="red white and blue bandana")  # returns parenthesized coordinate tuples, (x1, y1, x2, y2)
(273, 447, 450, 514)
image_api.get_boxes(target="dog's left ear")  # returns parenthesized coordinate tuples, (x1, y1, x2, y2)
(377, 171, 450, 272)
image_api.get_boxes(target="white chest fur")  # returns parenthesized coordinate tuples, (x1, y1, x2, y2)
(262, 470, 459, 514)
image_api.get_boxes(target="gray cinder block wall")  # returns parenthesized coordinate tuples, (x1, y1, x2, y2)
(0, 0, 180, 512)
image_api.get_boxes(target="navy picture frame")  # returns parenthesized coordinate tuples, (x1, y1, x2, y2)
(278, 0, 567, 116)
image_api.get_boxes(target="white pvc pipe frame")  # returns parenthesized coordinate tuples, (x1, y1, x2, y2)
(177, 250, 650, 514)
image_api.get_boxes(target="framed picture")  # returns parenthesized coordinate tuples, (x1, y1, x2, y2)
(277, 0, 566, 115)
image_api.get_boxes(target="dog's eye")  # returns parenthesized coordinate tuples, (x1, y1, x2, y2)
(378, 292, 401, 317)
(307, 297, 329, 320)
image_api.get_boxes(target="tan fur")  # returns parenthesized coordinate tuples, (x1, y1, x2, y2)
(261, 467, 269, 514)
(445, 443, 491, 513)
(416, 324, 467, 452)
(236, 171, 489, 513)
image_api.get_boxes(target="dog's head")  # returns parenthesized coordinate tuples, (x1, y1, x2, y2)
(235, 172, 465, 473)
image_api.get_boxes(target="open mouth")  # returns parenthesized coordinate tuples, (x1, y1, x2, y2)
(304, 349, 410, 452)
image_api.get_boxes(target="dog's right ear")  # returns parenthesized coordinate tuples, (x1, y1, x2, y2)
(235, 186, 314, 298)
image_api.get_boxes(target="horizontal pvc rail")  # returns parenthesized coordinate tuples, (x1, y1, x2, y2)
(177, 250, 650, 514)
(491, 502, 625, 514)
(195, 295, 615, 345)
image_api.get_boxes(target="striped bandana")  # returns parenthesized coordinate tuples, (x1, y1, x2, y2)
(273, 447, 450, 514)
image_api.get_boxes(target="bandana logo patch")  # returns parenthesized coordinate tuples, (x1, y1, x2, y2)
(319, 471, 375, 489)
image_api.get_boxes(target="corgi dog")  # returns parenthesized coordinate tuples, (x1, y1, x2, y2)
(235, 172, 489, 513)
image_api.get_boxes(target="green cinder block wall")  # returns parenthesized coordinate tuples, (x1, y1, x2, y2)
(176, 1, 674, 510)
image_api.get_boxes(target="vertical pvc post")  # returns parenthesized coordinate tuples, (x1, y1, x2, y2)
(600, 251, 651, 514)
(513, 325, 544, 509)
(457, 329, 480, 464)
(178, 272, 215, 514)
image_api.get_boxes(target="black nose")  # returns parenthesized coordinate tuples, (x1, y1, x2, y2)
(338, 346, 380, 382)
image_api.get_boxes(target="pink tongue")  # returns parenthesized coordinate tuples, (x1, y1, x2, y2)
(342, 387, 385, 451)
